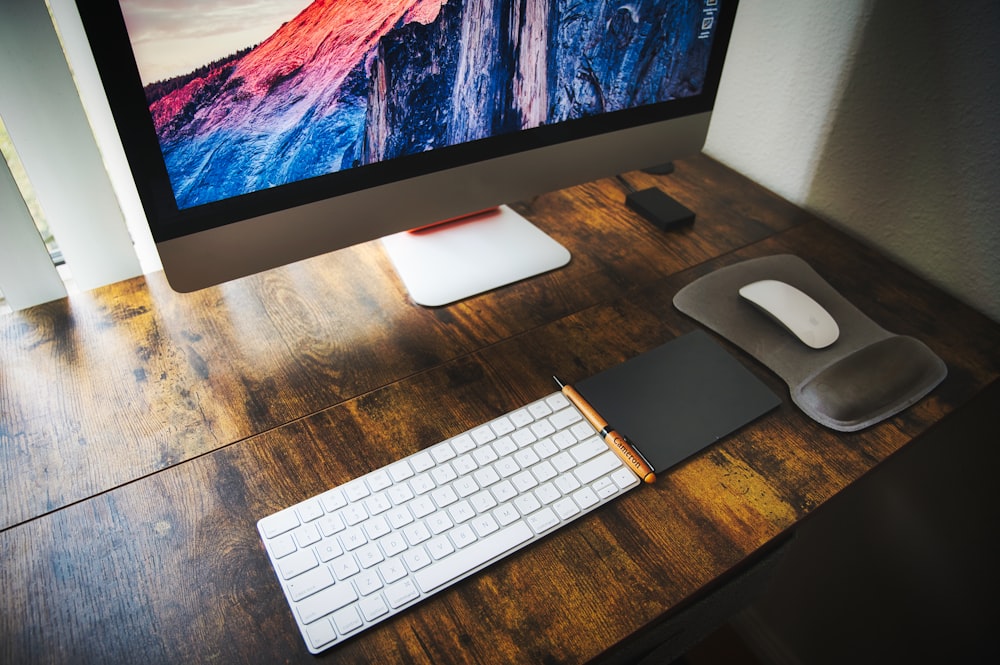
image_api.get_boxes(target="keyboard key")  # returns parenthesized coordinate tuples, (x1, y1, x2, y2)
(511, 429, 537, 447)
(278, 549, 318, 580)
(470, 425, 495, 445)
(531, 461, 558, 483)
(356, 543, 384, 569)
(402, 521, 431, 546)
(491, 416, 515, 436)
(359, 595, 389, 622)
(511, 471, 537, 493)
(574, 451, 623, 484)
(385, 579, 419, 608)
(410, 451, 434, 472)
(354, 570, 383, 596)
(527, 507, 559, 534)
(386, 507, 413, 530)
(410, 473, 435, 495)
(268, 533, 296, 559)
(549, 406, 583, 430)
(296, 583, 358, 624)
(293, 524, 321, 548)
(330, 554, 360, 580)
(553, 497, 580, 520)
(492, 436, 517, 457)
(287, 565, 335, 602)
(363, 516, 391, 541)
(403, 546, 431, 572)
(260, 508, 299, 539)
(570, 437, 606, 463)
(535, 482, 561, 505)
(296, 499, 324, 523)
(470, 514, 499, 538)
(491, 480, 517, 504)
(473, 466, 500, 488)
(305, 619, 337, 650)
(453, 454, 478, 475)
(409, 496, 435, 518)
(343, 481, 370, 503)
(387, 460, 414, 483)
(341, 527, 366, 551)
(530, 420, 556, 439)
(333, 606, 364, 634)
(387, 483, 414, 505)
(316, 537, 344, 562)
(450, 433, 476, 453)
(472, 446, 499, 465)
(317, 512, 345, 536)
(573, 486, 599, 510)
(365, 492, 392, 515)
(508, 408, 533, 428)
(379, 532, 408, 557)
(570, 421, 595, 440)
(494, 503, 519, 526)
(514, 448, 540, 468)
(546, 393, 571, 410)
(427, 536, 455, 560)
(379, 557, 408, 584)
(320, 488, 347, 512)
(552, 430, 577, 449)
(514, 493, 541, 516)
(341, 504, 368, 526)
(450, 524, 477, 549)
(528, 401, 553, 419)
(431, 442, 456, 463)
(367, 470, 392, 492)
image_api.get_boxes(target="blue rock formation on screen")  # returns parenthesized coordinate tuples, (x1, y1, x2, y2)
(145, 0, 710, 210)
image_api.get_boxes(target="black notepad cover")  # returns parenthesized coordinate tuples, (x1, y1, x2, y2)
(575, 330, 781, 473)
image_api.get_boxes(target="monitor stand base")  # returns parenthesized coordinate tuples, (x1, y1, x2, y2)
(381, 205, 571, 307)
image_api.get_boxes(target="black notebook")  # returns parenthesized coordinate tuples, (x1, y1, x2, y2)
(576, 330, 781, 473)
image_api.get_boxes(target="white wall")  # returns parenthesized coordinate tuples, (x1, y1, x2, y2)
(702, 4, 1000, 661)
(705, 0, 1000, 323)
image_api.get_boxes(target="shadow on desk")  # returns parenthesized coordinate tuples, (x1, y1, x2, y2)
(679, 623, 766, 665)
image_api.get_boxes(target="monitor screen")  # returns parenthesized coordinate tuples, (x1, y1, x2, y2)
(77, 0, 737, 300)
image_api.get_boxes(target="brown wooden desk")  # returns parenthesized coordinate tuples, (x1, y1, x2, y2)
(2, 155, 997, 664)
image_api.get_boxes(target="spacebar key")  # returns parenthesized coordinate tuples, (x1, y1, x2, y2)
(414, 521, 533, 593)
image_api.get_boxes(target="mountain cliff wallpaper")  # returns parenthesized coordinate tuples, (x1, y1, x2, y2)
(129, 0, 714, 209)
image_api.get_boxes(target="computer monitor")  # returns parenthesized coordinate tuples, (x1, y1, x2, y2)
(76, 0, 737, 305)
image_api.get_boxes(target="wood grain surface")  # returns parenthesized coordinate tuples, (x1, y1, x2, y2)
(2, 155, 997, 664)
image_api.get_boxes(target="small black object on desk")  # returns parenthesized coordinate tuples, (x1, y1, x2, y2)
(626, 187, 696, 231)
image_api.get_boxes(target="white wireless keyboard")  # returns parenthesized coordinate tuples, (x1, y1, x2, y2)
(257, 390, 641, 653)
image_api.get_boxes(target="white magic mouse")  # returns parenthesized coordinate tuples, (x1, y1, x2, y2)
(738, 279, 840, 349)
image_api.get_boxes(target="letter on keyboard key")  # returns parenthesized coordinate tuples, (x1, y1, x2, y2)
(415, 521, 533, 593)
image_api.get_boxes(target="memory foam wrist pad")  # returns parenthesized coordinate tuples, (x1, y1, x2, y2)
(673, 254, 947, 432)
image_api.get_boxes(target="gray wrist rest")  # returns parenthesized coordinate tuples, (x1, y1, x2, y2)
(673, 254, 947, 431)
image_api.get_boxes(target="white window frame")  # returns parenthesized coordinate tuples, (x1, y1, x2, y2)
(1, 0, 159, 311)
